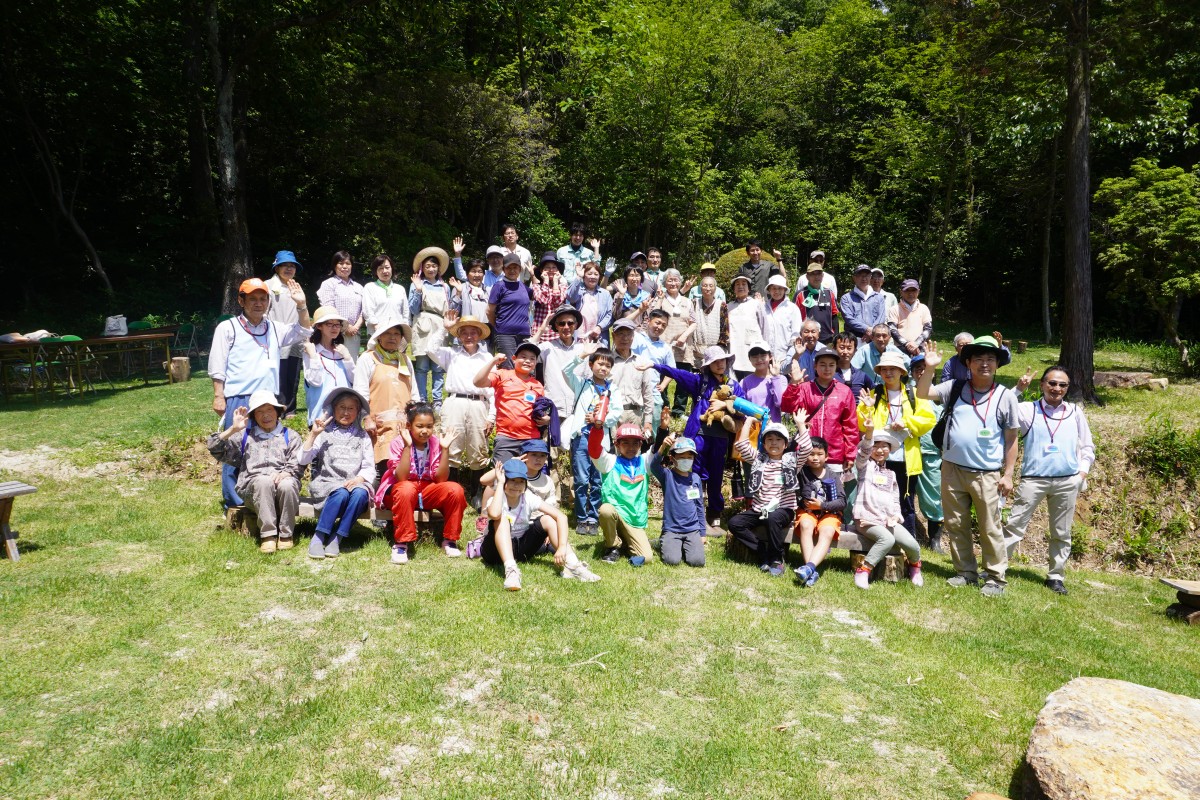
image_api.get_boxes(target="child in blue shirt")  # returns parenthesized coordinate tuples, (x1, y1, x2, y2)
(650, 434, 706, 567)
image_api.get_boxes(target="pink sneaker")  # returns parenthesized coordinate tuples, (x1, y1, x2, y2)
(854, 567, 871, 590)
(908, 562, 924, 587)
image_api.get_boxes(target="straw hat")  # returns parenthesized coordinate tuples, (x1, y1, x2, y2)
(312, 306, 348, 326)
(412, 246, 450, 275)
(448, 315, 491, 339)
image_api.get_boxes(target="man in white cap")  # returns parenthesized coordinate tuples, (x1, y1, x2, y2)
(685, 263, 726, 303)
(888, 278, 932, 356)
(763, 273, 805, 367)
(869, 267, 897, 312)
(793, 259, 839, 345)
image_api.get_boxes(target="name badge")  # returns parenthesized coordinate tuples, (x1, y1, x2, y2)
(671, 307, 682, 316)
(1045, 443, 1060, 454)
(977, 428, 993, 439)
(524, 391, 536, 403)
(774, 474, 784, 485)
(686, 487, 701, 500)
(872, 475, 887, 486)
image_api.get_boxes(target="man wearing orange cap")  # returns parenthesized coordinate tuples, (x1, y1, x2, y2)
(209, 276, 313, 510)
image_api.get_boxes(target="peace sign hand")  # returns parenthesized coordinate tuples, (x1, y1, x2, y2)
(311, 413, 332, 435)
(1016, 367, 1034, 393)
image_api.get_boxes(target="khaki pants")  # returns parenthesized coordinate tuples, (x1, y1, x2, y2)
(242, 474, 300, 541)
(1003, 474, 1081, 580)
(598, 503, 654, 560)
(440, 396, 491, 469)
(941, 461, 1006, 585)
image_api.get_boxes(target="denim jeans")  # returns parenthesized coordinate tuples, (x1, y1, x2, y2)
(220, 394, 251, 508)
(413, 354, 445, 406)
(571, 434, 602, 524)
(316, 486, 371, 538)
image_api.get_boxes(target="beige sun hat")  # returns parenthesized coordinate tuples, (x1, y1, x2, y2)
(448, 315, 491, 339)
(412, 246, 450, 275)
(312, 306, 348, 326)
(873, 351, 910, 377)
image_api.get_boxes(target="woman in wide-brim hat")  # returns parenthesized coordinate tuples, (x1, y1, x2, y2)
(409, 246, 453, 409)
(531, 252, 569, 342)
(855, 349, 937, 538)
(637, 343, 745, 533)
(354, 313, 415, 469)
(303, 306, 355, 428)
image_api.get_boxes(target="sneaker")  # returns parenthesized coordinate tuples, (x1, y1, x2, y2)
(768, 561, 785, 577)
(1045, 578, 1068, 595)
(277, 537, 294, 551)
(442, 541, 463, 558)
(600, 547, 622, 564)
(308, 534, 326, 559)
(980, 581, 1006, 598)
(908, 563, 923, 587)
(794, 564, 814, 581)
(805, 568, 821, 588)
(324, 535, 340, 559)
(475, 515, 490, 534)
(465, 535, 485, 559)
(630, 555, 646, 568)
(854, 567, 871, 590)
(759, 563, 771, 573)
(259, 536, 277, 554)
(576, 521, 595, 536)
(503, 564, 522, 591)
(390, 543, 409, 565)
(947, 574, 979, 588)
(535, 542, 554, 556)
(562, 561, 602, 582)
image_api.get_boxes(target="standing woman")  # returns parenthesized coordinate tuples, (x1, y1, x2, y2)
(408, 246, 452, 409)
(615, 266, 650, 321)
(530, 252, 568, 342)
(361, 254, 410, 340)
(566, 262, 614, 344)
(726, 275, 769, 379)
(487, 253, 532, 364)
(654, 269, 696, 415)
(353, 314, 414, 475)
(689, 274, 729, 374)
(303, 307, 355, 428)
(317, 250, 365, 358)
(1002, 366, 1095, 595)
(450, 258, 491, 325)
(265, 250, 304, 418)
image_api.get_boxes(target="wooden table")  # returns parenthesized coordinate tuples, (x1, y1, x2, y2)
(1161, 578, 1200, 625)
(0, 481, 37, 562)
(0, 333, 173, 402)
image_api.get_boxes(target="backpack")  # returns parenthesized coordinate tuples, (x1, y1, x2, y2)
(930, 379, 966, 451)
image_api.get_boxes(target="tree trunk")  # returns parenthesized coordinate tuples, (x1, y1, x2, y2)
(1058, 0, 1098, 403)
(1166, 293, 1190, 367)
(926, 167, 955, 318)
(186, 1, 219, 257)
(207, 1, 254, 315)
(1040, 137, 1058, 343)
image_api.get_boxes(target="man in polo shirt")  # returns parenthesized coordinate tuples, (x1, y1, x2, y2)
(915, 335, 1019, 597)
(888, 279, 932, 356)
(852, 323, 907, 380)
(840, 264, 887, 344)
(736, 239, 785, 298)
(500, 223, 533, 280)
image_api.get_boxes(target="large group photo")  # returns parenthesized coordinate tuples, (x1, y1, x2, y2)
(2, 0, 1199, 798)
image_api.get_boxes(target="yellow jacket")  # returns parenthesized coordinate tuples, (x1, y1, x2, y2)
(856, 386, 938, 475)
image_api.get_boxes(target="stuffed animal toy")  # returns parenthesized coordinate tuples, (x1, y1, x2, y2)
(700, 384, 738, 432)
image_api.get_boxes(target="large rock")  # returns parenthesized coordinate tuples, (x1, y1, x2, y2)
(1092, 371, 1169, 390)
(1025, 677, 1200, 799)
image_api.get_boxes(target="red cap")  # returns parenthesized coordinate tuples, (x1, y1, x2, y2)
(615, 423, 643, 442)
(239, 278, 269, 296)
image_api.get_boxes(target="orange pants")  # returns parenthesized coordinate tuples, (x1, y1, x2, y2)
(389, 479, 466, 543)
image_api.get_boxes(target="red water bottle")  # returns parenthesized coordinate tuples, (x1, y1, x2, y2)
(587, 390, 610, 451)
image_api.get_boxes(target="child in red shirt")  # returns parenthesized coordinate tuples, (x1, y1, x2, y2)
(473, 341, 549, 463)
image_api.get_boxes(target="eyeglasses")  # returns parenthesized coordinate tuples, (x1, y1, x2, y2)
(556, 320, 577, 327)
(1045, 380, 1069, 388)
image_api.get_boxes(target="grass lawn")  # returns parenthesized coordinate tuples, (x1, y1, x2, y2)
(1, 339, 1198, 800)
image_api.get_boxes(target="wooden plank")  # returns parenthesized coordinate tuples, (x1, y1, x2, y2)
(1159, 577, 1200, 596)
(1, 496, 17, 562)
(0, 482, 37, 499)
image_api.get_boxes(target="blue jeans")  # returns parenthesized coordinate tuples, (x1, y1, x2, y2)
(316, 486, 371, 538)
(571, 434, 602, 524)
(220, 394, 251, 508)
(413, 355, 445, 406)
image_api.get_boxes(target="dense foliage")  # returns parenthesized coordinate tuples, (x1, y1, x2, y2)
(1, 0, 1197, 341)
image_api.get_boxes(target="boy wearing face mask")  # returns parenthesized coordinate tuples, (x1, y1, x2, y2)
(650, 434, 706, 567)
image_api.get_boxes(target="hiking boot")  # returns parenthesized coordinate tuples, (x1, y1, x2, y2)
(308, 534, 326, 559)
(947, 574, 979, 588)
(277, 537, 294, 551)
(503, 564, 522, 591)
(323, 535, 340, 558)
(562, 561, 601, 582)
(390, 543, 409, 565)
(854, 567, 871, 590)
(1045, 578, 1068, 595)
(600, 547, 622, 564)
(908, 563, 924, 587)
(259, 536, 277, 554)
(442, 540, 463, 558)
(980, 581, 1006, 598)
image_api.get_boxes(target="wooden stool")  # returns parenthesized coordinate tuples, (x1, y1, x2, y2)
(0, 480, 38, 562)
(1161, 578, 1200, 625)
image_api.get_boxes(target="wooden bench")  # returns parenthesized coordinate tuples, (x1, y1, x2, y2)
(735, 519, 908, 582)
(228, 500, 443, 540)
(1161, 578, 1200, 626)
(0, 480, 37, 562)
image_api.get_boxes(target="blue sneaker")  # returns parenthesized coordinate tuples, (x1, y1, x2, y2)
(630, 555, 646, 567)
(794, 564, 813, 582)
(768, 561, 785, 577)
(805, 568, 820, 588)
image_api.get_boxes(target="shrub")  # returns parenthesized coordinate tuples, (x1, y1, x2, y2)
(1127, 416, 1200, 487)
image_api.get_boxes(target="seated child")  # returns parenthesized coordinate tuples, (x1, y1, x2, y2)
(852, 415, 923, 590)
(481, 460, 600, 590)
(474, 438, 558, 533)
(649, 433, 706, 567)
(589, 422, 656, 565)
(207, 389, 302, 553)
(793, 436, 846, 587)
(561, 345, 622, 535)
(728, 415, 812, 575)
(299, 387, 376, 558)
(376, 401, 465, 564)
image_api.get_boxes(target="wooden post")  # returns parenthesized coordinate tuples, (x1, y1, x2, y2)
(1017, 340, 1028, 354)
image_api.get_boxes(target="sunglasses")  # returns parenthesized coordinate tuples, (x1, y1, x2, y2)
(1045, 380, 1069, 388)
(555, 320, 577, 327)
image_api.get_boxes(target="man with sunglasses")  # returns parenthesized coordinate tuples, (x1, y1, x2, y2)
(536, 305, 587, 421)
(1001, 367, 1094, 595)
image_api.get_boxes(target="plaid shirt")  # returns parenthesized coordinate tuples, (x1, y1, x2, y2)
(317, 277, 363, 325)
(531, 281, 567, 341)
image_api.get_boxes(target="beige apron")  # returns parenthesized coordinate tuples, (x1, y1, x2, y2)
(369, 354, 413, 463)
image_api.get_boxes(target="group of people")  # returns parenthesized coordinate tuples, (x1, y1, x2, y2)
(207, 232, 1094, 596)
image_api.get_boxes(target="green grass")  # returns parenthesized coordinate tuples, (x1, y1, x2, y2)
(1, 352, 1198, 800)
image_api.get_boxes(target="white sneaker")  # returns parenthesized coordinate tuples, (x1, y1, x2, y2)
(390, 543, 409, 565)
(503, 565, 522, 591)
(562, 561, 601, 582)
(442, 541, 462, 558)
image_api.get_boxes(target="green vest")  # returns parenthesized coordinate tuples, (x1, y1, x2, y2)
(601, 456, 649, 528)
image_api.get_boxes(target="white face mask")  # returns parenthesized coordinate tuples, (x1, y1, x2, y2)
(674, 457, 694, 473)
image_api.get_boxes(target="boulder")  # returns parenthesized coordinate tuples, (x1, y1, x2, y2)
(1025, 677, 1200, 799)
(1092, 371, 1169, 390)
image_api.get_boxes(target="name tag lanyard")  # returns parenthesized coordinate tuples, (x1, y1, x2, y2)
(968, 384, 995, 428)
(1039, 400, 1070, 445)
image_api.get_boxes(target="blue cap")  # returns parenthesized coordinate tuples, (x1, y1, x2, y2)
(503, 460, 529, 480)
(909, 352, 926, 365)
(521, 439, 550, 455)
(671, 437, 698, 454)
(273, 250, 302, 270)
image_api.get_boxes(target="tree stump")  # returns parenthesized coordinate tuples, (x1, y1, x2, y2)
(1017, 340, 1028, 354)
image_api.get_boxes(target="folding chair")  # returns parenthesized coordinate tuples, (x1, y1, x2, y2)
(173, 323, 200, 367)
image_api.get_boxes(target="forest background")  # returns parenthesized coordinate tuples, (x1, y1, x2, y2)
(2, 0, 1198, 360)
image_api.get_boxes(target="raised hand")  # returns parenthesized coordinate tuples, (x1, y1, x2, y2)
(447, 277, 462, 292)
(311, 413, 332, 435)
(444, 308, 460, 325)
(1016, 366, 1034, 393)
(789, 361, 806, 384)
(490, 352, 507, 368)
(453, 235, 465, 256)
(793, 408, 808, 430)
(992, 330, 1003, 344)
(230, 406, 250, 432)
(858, 387, 873, 407)
(588, 237, 602, 253)
(287, 278, 307, 308)
(681, 276, 696, 294)
(861, 413, 875, 435)
(662, 432, 677, 451)
(771, 248, 783, 262)
(922, 340, 942, 369)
